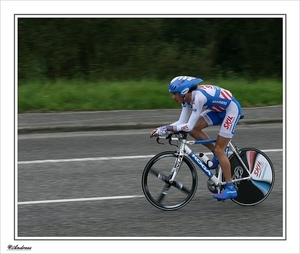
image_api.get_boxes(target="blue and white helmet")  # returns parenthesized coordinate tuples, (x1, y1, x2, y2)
(168, 76, 203, 97)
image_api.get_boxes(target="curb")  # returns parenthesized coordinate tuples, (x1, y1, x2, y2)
(18, 118, 282, 135)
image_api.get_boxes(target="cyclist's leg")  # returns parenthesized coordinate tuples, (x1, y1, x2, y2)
(189, 115, 215, 151)
(213, 100, 242, 199)
(214, 135, 232, 182)
(213, 135, 238, 200)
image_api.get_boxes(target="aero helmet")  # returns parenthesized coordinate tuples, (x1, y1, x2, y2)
(168, 76, 203, 97)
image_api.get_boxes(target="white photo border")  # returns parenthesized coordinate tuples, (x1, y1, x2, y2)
(1, 1, 299, 254)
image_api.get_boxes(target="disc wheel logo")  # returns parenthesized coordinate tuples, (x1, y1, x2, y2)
(233, 166, 244, 185)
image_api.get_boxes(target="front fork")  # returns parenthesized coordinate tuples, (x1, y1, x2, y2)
(169, 143, 185, 183)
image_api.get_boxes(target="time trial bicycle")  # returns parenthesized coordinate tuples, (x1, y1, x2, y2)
(141, 128, 275, 211)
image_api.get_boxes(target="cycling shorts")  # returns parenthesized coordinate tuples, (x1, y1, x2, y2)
(200, 98, 242, 138)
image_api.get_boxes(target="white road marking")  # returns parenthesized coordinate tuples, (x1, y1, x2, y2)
(18, 155, 155, 164)
(17, 149, 283, 206)
(17, 149, 282, 165)
(18, 195, 144, 205)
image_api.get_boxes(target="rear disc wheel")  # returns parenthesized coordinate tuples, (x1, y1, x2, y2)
(229, 148, 275, 206)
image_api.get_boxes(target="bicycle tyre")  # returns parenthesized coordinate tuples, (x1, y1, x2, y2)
(229, 148, 275, 206)
(141, 151, 198, 211)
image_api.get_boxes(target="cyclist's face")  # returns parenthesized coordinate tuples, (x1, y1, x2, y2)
(172, 92, 184, 104)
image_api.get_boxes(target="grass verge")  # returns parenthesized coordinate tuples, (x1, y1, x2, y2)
(18, 78, 282, 112)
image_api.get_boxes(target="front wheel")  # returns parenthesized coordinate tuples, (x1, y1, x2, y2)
(229, 148, 275, 206)
(141, 151, 198, 211)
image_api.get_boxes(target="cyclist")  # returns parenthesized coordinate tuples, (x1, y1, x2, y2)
(151, 76, 243, 200)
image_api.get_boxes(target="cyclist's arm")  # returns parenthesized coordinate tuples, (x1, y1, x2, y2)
(169, 92, 206, 132)
(151, 103, 191, 136)
(170, 102, 191, 126)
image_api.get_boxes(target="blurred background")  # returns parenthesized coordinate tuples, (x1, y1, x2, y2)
(17, 17, 283, 111)
(18, 18, 283, 81)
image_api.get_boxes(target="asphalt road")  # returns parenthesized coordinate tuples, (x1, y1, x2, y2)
(17, 123, 283, 239)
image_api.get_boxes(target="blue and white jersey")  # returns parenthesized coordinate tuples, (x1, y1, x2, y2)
(196, 85, 233, 112)
(171, 84, 239, 133)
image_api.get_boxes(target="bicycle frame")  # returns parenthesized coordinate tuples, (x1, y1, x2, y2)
(144, 131, 275, 210)
(159, 134, 252, 189)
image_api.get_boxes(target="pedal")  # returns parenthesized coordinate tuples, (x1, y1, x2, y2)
(216, 198, 225, 202)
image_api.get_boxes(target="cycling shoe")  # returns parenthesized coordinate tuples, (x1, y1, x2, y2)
(213, 183, 237, 200)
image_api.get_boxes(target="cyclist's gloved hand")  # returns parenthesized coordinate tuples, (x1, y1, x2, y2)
(151, 126, 169, 136)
